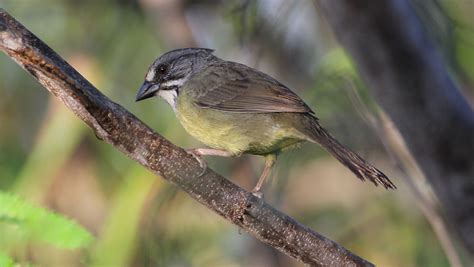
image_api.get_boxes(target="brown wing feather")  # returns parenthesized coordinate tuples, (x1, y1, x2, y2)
(192, 62, 313, 114)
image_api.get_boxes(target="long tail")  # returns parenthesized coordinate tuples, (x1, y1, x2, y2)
(302, 115, 396, 189)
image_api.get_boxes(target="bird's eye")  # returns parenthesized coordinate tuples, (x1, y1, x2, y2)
(158, 64, 168, 74)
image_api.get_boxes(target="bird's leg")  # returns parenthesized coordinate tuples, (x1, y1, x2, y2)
(251, 154, 277, 198)
(188, 148, 234, 157)
(186, 148, 233, 176)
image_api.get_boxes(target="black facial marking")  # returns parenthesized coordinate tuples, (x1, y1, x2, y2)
(161, 86, 177, 91)
(154, 64, 169, 82)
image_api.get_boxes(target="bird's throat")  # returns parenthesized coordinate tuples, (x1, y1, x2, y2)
(158, 89, 178, 110)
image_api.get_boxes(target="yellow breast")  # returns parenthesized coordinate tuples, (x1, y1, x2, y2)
(175, 92, 306, 155)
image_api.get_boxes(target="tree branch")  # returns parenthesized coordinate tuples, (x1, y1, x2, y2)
(318, 0, 474, 259)
(0, 9, 373, 266)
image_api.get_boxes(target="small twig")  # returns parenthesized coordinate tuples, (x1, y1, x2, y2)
(0, 9, 373, 266)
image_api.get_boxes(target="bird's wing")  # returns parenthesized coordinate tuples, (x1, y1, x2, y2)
(190, 63, 313, 114)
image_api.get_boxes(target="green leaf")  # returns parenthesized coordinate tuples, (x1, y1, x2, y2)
(0, 191, 94, 249)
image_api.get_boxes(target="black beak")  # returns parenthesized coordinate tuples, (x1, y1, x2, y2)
(136, 81, 160, 102)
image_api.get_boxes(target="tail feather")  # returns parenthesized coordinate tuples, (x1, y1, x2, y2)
(303, 116, 396, 189)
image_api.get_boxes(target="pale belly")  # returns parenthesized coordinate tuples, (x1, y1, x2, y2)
(175, 94, 307, 155)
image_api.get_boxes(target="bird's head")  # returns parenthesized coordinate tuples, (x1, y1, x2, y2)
(135, 48, 215, 104)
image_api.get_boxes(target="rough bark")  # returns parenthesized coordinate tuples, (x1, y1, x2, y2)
(0, 9, 373, 267)
(319, 0, 474, 258)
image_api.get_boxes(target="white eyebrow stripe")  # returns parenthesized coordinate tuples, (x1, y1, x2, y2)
(145, 68, 156, 82)
(161, 77, 187, 88)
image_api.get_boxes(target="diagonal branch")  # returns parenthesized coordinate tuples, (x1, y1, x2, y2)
(0, 9, 373, 267)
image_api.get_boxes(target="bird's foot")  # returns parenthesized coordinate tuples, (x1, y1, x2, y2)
(251, 189, 264, 199)
(186, 149, 207, 176)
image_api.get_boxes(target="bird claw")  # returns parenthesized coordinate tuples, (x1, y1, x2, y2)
(186, 149, 207, 176)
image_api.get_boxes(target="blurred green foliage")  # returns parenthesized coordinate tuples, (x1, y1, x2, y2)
(0, 252, 16, 267)
(0, 191, 94, 266)
(0, 0, 473, 266)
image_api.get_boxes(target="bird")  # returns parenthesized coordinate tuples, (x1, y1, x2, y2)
(136, 48, 396, 195)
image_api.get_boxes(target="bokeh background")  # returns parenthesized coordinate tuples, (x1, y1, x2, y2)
(1, 0, 474, 266)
